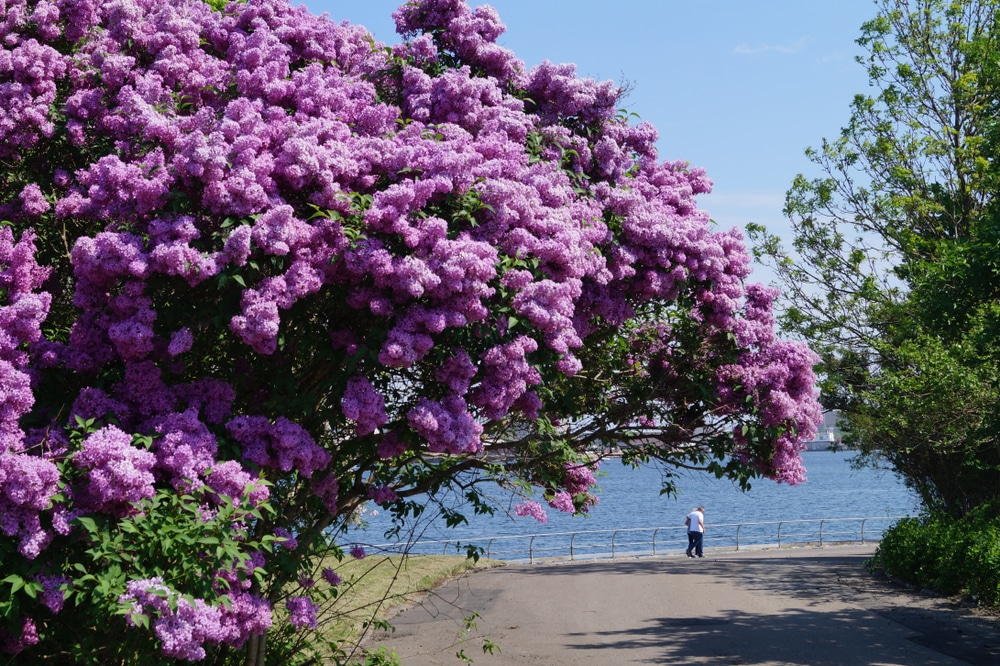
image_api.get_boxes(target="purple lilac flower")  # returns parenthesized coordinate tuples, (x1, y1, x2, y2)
(226, 415, 331, 477)
(311, 473, 339, 514)
(273, 527, 297, 550)
(119, 578, 231, 661)
(341, 376, 387, 436)
(0, 0, 826, 658)
(285, 596, 318, 629)
(367, 485, 398, 504)
(0, 451, 60, 558)
(217, 590, 272, 646)
(36, 574, 70, 614)
(167, 328, 194, 357)
(0, 617, 39, 655)
(349, 545, 366, 560)
(148, 408, 218, 488)
(205, 460, 270, 508)
(73, 425, 156, 515)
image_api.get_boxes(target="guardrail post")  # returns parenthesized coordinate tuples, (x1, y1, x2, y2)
(570, 533, 576, 561)
(652, 528, 659, 556)
(735, 524, 741, 551)
(777, 522, 783, 548)
(487, 538, 494, 560)
(529, 535, 536, 564)
(819, 520, 824, 546)
(861, 519, 867, 544)
(611, 530, 617, 559)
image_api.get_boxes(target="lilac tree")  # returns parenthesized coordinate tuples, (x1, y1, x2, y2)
(0, 0, 821, 663)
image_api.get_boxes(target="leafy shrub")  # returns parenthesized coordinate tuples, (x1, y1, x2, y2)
(874, 501, 1000, 607)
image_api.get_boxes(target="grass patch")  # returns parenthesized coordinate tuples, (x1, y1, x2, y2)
(321, 554, 504, 643)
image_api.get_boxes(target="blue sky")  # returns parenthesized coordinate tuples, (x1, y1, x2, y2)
(301, 0, 880, 280)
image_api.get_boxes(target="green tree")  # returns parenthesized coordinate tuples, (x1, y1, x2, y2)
(750, 0, 1000, 515)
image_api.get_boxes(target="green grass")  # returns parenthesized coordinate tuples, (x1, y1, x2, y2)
(313, 554, 504, 649)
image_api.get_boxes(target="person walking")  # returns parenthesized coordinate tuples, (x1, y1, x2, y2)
(685, 506, 705, 558)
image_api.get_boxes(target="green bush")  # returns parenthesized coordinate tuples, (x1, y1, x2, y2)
(874, 502, 1000, 606)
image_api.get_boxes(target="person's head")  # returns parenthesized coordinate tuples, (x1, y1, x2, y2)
(697, 506, 705, 513)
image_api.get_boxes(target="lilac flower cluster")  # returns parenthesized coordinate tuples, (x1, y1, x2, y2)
(547, 462, 599, 514)
(0, 229, 56, 559)
(0, 618, 38, 656)
(36, 574, 69, 614)
(73, 425, 157, 516)
(513, 500, 547, 524)
(341, 377, 388, 436)
(367, 485, 399, 504)
(0, 0, 822, 658)
(285, 596, 318, 630)
(227, 416, 330, 477)
(120, 577, 271, 660)
(321, 568, 342, 586)
(716, 285, 822, 484)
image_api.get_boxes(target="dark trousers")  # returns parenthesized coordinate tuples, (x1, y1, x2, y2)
(687, 531, 703, 557)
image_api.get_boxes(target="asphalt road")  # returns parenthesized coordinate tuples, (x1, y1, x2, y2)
(368, 544, 1000, 665)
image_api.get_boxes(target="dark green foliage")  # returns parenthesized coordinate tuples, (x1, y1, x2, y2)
(874, 504, 1000, 606)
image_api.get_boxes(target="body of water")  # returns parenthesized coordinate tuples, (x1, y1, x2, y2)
(351, 451, 922, 559)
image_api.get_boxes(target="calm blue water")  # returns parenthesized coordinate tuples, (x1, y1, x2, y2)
(350, 451, 921, 557)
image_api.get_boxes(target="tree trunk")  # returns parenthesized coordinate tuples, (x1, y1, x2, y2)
(245, 631, 267, 666)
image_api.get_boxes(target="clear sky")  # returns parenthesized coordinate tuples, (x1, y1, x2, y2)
(300, 0, 881, 280)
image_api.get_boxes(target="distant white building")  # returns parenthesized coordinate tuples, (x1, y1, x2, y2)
(803, 411, 844, 450)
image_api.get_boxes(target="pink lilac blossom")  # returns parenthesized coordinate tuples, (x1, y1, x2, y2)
(468, 336, 541, 420)
(513, 500, 547, 524)
(546, 491, 575, 514)
(562, 462, 598, 496)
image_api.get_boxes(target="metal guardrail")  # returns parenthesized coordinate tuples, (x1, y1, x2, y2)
(365, 516, 910, 564)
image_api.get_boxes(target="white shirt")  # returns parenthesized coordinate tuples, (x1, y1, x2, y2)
(686, 510, 704, 533)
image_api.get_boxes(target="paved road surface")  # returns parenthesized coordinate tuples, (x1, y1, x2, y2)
(368, 545, 1000, 665)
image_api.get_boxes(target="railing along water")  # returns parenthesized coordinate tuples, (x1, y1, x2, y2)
(362, 516, 909, 564)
